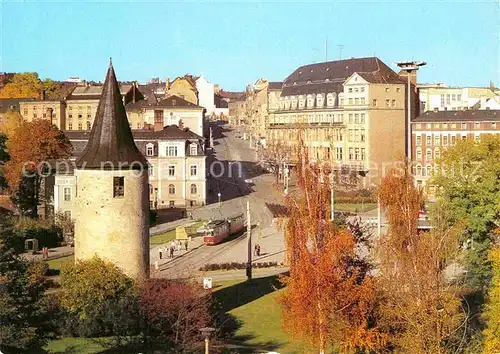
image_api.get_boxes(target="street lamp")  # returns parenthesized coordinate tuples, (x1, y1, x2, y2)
(217, 192, 221, 205)
(396, 61, 426, 160)
(199, 327, 215, 354)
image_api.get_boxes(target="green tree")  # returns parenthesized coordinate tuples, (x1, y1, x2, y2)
(0, 73, 42, 98)
(59, 256, 138, 338)
(483, 240, 500, 353)
(0, 215, 55, 352)
(431, 134, 500, 290)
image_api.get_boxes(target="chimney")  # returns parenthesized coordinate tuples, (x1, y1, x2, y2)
(46, 107, 53, 120)
(178, 119, 184, 130)
(132, 82, 136, 103)
(40, 89, 46, 101)
(433, 107, 438, 112)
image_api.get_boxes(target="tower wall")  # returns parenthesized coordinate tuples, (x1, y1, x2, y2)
(74, 168, 150, 279)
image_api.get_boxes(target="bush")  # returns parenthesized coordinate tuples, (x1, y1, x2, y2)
(14, 218, 63, 248)
(199, 261, 279, 272)
(58, 256, 136, 338)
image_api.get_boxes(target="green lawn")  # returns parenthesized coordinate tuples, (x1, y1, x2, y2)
(46, 255, 74, 270)
(335, 203, 377, 213)
(45, 337, 108, 353)
(150, 221, 205, 245)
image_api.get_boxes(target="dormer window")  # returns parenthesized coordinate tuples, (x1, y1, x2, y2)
(190, 143, 198, 155)
(113, 177, 124, 198)
(146, 143, 154, 156)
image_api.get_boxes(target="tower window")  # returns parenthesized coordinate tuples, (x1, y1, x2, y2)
(113, 177, 124, 197)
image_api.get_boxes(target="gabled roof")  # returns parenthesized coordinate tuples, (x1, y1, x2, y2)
(268, 82, 283, 90)
(75, 61, 148, 170)
(157, 95, 202, 108)
(133, 125, 203, 140)
(413, 109, 500, 122)
(67, 83, 133, 100)
(281, 57, 403, 96)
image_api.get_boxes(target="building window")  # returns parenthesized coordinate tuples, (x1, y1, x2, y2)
(360, 129, 365, 142)
(492, 122, 497, 129)
(435, 149, 440, 160)
(68, 114, 73, 119)
(348, 114, 353, 124)
(396, 87, 401, 93)
(372, 99, 377, 107)
(349, 147, 354, 160)
(146, 144, 154, 156)
(68, 122, 73, 130)
(416, 135, 421, 146)
(446, 94, 451, 105)
(168, 165, 175, 177)
(23, 108, 28, 115)
(440, 94, 445, 107)
(33, 113, 37, 119)
(360, 113, 365, 124)
(348, 88, 353, 93)
(461, 122, 467, 129)
(63, 187, 71, 201)
(416, 148, 422, 160)
(63, 210, 72, 220)
(190, 184, 197, 194)
(354, 148, 360, 160)
(360, 97, 365, 104)
(190, 144, 197, 155)
(335, 147, 343, 160)
(86, 121, 91, 130)
(348, 98, 353, 105)
(443, 136, 448, 146)
(354, 98, 359, 105)
(426, 165, 432, 176)
(148, 164, 153, 177)
(78, 122, 82, 130)
(457, 94, 462, 101)
(354, 114, 359, 124)
(385, 87, 390, 92)
(78, 114, 82, 119)
(169, 201, 175, 207)
(434, 135, 440, 145)
(416, 165, 422, 176)
(87, 114, 92, 119)
(426, 149, 432, 161)
(385, 99, 390, 107)
(168, 184, 175, 195)
(391, 100, 396, 107)
(452, 94, 456, 101)
(360, 87, 365, 92)
(190, 165, 197, 176)
(451, 135, 456, 145)
(348, 129, 353, 142)
(167, 146, 178, 157)
(360, 148, 365, 161)
(149, 184, 154, 195)
(474, 122, 480, 129)
(426, 135, 431, 145)
(113, 177, 124, 198)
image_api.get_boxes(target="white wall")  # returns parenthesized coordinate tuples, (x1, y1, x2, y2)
(196, 76, 215, 116)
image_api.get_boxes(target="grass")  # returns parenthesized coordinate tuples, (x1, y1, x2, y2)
(335, 202, 377, 213)
(45, 255, 74, 270)
(44, 337, 108, 353)
(150, 221, 205, 245)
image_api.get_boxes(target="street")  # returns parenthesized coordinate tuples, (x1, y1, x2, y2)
(154, 122, 286, 279)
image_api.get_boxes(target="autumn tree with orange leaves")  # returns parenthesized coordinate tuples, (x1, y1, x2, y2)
(279, 146, 385, 354)
(376, 164, 465, 353)
(3, 120, 72, 217)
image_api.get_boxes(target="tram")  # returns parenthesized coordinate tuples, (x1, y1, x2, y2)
(203, 213, 245, 245)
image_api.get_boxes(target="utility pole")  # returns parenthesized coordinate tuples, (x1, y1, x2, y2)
(246, 200, 252, 281)
(377, 197, 382, 237)
(330, 173, 335, 222)
(338, 44, 344, 60)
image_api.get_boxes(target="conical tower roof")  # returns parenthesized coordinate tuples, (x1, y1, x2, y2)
(76, 60, 148, 169)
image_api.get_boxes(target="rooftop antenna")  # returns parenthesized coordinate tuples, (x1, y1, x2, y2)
(338, 45, 344, 60)
(325, 37, 328, 62)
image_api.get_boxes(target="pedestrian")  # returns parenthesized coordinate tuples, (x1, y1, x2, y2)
(257, 244, 261, 256)
(254, 244, 258, 256)
(170, 241, 176, 257)
(184, 239, 188, 251)
(158, 246, 163, 260)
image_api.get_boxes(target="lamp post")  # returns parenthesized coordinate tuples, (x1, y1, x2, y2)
(199, 327, 215, 354)
(396, 61, 426, 161)
(217, 192, 221, 205)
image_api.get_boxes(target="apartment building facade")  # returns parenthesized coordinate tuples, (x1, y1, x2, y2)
(54, 124, 207, 218)
(228, 97, 246, 127)
(19, 94, 66, 130)
(126, 95, 205, 136)
(419, 84, 500, 112)
(64, 83, 143, 130)
(411, 109, 500, 188)
(244, 79, 282, 145)
(268, 57, 410, 184)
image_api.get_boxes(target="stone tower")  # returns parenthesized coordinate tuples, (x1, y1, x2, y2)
(74, 60, 150, 279)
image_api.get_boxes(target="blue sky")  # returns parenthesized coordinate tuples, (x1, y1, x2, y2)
(1, 1, 498, 91)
